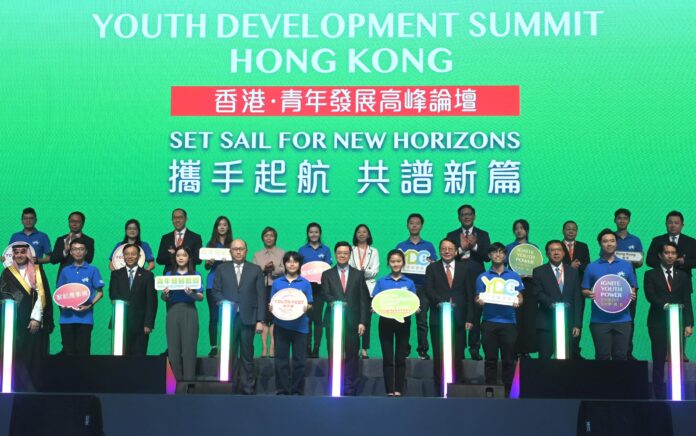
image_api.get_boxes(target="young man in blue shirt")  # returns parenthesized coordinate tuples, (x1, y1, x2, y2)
(396, 213, 437, 359)
(581, 229, 637, 360)
(475, 242, 524, 394)
(56, 238, 104, 355)
(8, 207, 52, 264)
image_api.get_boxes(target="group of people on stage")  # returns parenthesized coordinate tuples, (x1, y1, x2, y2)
(1, 205, 693, 398)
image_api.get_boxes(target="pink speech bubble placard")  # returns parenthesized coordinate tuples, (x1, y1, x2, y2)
(53, 283, 91, 309)
(300, 261, 332, 284)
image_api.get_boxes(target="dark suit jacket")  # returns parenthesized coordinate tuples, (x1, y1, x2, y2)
(321, 266, 370, 328)
(210, 261, 265, 326)
(425, 260, 472, 326)
(533, 263, 583, 330)
(50, 233, 95, 279)
(156, 229, 203, 274)
(445, 227, 491, 282)
(644, 267, 694, 329)
(561, 240, 590, 278)
(646, 233, 696, 278)
(108, 266, 157, 330)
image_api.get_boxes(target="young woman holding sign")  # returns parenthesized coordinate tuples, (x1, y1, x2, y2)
(373, 249, 416, 396)
(162, 246, 203, 381)
(269, 251, 312, 395)
(108, 219, 155, 271)
(349, 224, 380, 359)
(204, 216, 233, 357)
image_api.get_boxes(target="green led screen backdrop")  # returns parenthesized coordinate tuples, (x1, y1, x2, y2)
(2, 1, 695, 358)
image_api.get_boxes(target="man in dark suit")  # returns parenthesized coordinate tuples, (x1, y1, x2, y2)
(533, 240, 583, 359)
(446, 204, 490, 360)
(50, 211, 95, 282)
(156, 208, 203, 274)
(108, 243, 157, 356)
(560, 220, 591, 359)
(646, 210, 696, 278)
(644, 241, 694, 399)
(321, 241, 369, 396)
(425, 239, 472, 395)
(210, 239, 266, 394)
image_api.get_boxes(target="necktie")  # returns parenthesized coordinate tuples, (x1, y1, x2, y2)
(568, 242, 574, 260)
(555, 266, 564, 292)
(340, 268, 347, 294)
(235, 264, 242, 285)
(128, 268, 134, 289)
(671, 235, 677, 244)
(445, 264, 453, 288)
(175, 232, 183, 247)
(666, 268, 673, 292)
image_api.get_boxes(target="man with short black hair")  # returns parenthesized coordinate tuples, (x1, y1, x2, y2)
(560, 220, 591, 359)
(156, 208, 203, 274)
(50, 211, 95, 282)
(8, 207, 52, 264)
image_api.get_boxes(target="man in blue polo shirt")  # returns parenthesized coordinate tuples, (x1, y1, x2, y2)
(396, 213, 437, 359)
(475, 242, 524, 395)
(8, 207, 52, 264)
(613, 208, 643, 360)
(56, 238, 104, 355)
(582, 228, 637, 360)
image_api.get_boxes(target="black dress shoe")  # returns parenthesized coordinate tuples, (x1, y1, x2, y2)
(418, 352, 430, 360)
(208, 347, 218, 357)
(470, 350, 482, 361)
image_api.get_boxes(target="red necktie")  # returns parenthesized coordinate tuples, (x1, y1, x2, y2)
(340, 268, 347, 294)
(568, 242, 574, 260)
(175, 232, 183, 247)
(445, 264, 453, 288)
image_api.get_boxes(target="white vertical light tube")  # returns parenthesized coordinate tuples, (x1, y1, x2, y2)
(219, 301, 233, 382)
(441, 302, 453, 398)
(554, 302, 567, 360)
(112, 300, 126, 356)
(331, 301, 344, 397)
(668, 304, 683, 401)
(2, 300, 16, 393)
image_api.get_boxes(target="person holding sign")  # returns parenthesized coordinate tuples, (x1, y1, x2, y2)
(56, 238, 104, 356)
(203, 216, 233, 357)
(252, 226, 285, 359)
(50, 211, 95, 283)
(210, 239, 266, 394)
(581, 229, 637, 361)
(644, 242, 694, 399)
(561, 220, 591, 360)
(372, 250, 416, 396)
(269, 251, 312, 395)
(108, 219, 155, 271)
(321, 242, 369, 396)
(298, 222, 333, 358)
(396, 213, 437, 360)
(161, 246, 203, 381)
(108, 243, 157, 356)
(475, 243, 524, 395)
(349, 224, 379, 359)
(0, 243, 53, 390)
(446, 205, 491, 361)
(7, 207, 52, 264)
(533, 240, 582, 359)
(425, 239, 472, 396)
(505, 219, 539, 358)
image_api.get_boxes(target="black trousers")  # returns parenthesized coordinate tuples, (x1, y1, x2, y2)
(274, 326, 307, 395)
(468, 305, 483, 354)
(327, 319, 361, 395)
(60, 324, 92, 356)
(230, 316, 256, 394)
(649, 327, 669, 399)
(378, 316, 411, 394)
(307, 283, 325, 354)
(124, 326, 149, 356)
(590, 322, 631, 360)
(360, 305, 372, 351)
(481, 321, 517, 389)
(572, 298, 586, 359)
(206, 290, 218, 347)
(627, 297, 637, 356)
(414, 284, 430, 354)
(515, 278, 538, 354)
(430, 318, 466, 396)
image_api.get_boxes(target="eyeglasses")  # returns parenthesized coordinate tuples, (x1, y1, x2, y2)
(231, 247, 247, 252)
(70, 247, 86, 252)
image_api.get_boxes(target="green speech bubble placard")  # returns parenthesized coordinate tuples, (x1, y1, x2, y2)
(372, 288, 420, 323)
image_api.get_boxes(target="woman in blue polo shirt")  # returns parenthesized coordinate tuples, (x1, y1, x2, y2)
(298, 222, 333, 358)
(270, 251, 313, 395)
(108, 219, 155, 271)
(373, 249, 417, 396)
(162, 246, 203, 381)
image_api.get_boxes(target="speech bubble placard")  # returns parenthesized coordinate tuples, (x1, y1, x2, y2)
(401, 249, 432, 275)
(154, 274, 202, 291)
(3, 243, 37, 268)
(592, 274, 632, 314)
(53, 283, 91, 309)
(478, 276, 521, 306)
(508, 244, 543, 277)
(372, 288, 420, 323)
(300, 261, 331, 284)
(199, 247, 233, 261)
(270, 288, 309, 321)
(111, 244, 146, 270)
